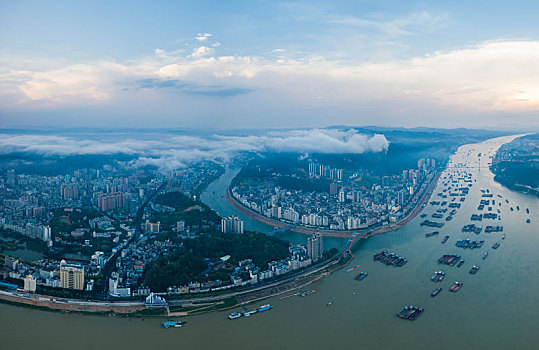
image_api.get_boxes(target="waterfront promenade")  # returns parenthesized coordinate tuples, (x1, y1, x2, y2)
(225, 170, 441, 241)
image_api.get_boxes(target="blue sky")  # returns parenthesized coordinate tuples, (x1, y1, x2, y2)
(1, 0, 539, 130)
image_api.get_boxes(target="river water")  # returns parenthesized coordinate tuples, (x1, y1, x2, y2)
(1, 135, 538, 350)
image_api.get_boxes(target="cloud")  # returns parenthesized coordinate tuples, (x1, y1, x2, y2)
(3, 40, 539, 127)
(196, 33, 213, 42)
(327, 11, 449, 37)
(188, 46, 215, 58)
(0, 129, 389, 171)
(137, 78, 252, 97)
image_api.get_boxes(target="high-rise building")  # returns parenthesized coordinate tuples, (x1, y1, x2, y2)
(338, 189, 346, 202)
(271, 206, 282, 219)
(23, 275, 36, 292)
(307, 233, 323, 261)
(352, 190, 361, 203)
(329, 182, 338, 195)
(60, 260, 85, 290)
(144, 220, 161, 233)
(98, 192, 126, 211)
(61, 184, 79, 200)
(221, 215, 244, 234)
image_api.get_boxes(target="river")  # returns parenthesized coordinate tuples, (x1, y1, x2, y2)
(1, 135, 538, 350)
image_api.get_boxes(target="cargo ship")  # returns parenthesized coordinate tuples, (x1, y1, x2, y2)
(162, 321, 186, 328)
(449, 282, 463, 292)
(431, 288, 442, 297)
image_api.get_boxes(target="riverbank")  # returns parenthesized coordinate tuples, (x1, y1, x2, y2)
(225, 171, 441, 240)
(0, 289, 145, 314)
(0, 169, 438, 317)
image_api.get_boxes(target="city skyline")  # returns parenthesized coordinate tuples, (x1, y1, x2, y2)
(2, 1, 539, 130)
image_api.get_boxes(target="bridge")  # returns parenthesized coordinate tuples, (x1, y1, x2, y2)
(342, 231, 368, 254)
(269, 222, 299, 235)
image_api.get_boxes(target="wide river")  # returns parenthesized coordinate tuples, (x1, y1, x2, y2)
(1, 135, 538, 350)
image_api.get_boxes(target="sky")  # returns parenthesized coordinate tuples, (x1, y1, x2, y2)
(1, 0, 539, 130)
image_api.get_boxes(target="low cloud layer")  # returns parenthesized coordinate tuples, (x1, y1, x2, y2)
(0, 129, 389, 170)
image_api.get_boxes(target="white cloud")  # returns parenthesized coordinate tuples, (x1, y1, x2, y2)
(0, 129, 390, 171)
(188, 46, 215, 58)
(195, 33, 213, 42)
(3, 40, 539, 125)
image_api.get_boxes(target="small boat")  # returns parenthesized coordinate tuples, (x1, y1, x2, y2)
(482, 252, 489, 260)
(457, 259, 465, 267)
(355, 272, 368, 281)
(469, 266, 480, 274)
(346, 264, 361, 272)
(162, 321, 186, 328)
(228, 312, 242, 320)
(526, 219, 531, 224)
(502, 234, 506, 240)
(449, 282, 463, 292)
(425, 231, 440, 238)
(327, 301, 333, 306)
(257, 304, 273, 312)
(492, 242, 500, 249)
(243, 310, 258, 317)
(526, 208, 530, 214)
(441, 235, 449, 244)
(431, 287, 442, 297)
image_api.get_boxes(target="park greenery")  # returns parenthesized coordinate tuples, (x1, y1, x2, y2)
(143, 231, 290, 292)
(153, 191, 221, 229)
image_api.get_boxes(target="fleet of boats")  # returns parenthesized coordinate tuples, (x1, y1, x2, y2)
(373, 250, 408, 267)
(431, 271, 445, 282)
(215, 155, 528, 325)
(228, 304, 273, 320)
(396, 305, 424, 320)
